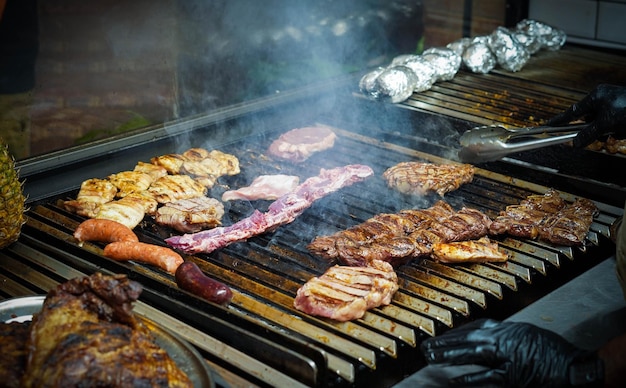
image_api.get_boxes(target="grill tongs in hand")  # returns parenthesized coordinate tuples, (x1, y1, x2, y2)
(458, 123, 587, 163)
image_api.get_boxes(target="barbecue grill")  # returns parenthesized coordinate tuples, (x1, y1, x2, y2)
(3, 42, 624, 387)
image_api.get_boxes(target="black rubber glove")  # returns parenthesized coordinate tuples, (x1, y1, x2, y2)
(421, 319, 604, 387)
(546, 84, 626, 148)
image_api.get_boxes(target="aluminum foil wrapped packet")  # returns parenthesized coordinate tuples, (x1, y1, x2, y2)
(516, 19, 567, 51)
(511, 30, 542, 55)
(422, 47, 462, 81)
(488, 26, 530, 72)
(359, 67, 386, 100)
(462, 36, 496, 74)
(367, 66, 417, 103)
(446, 38, 471, 56)
(391, 54, 437, 92)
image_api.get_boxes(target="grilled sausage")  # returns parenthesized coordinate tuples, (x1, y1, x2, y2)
(74, 219, 139, 245)
(175, 261, 233, 305)
(103, 241, 183, 274)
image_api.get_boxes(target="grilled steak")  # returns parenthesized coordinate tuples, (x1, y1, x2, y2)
(166, 164, 374, 254)
(382, 162, 475, 197)
(308, 200, 492, 268)
(22, 273, 191, 388)
(431, 236, 509, 263)
(268, 126, 337, 163)
(293, 260, 399, 321)
(156, 196, 225, 233)
(222, 174, 300, 201)
(489, 189, 597, 245)
(538, 197, 598, 245)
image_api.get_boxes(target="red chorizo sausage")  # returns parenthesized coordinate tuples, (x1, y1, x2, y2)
(74, 219, 138, 244)
(103, 241, 183, 274)
(175, 261, 233, 305)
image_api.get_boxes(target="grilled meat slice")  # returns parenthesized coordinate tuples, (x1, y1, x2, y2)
(293, 260, 399, 321)
(155, 196, 225, 233)
(222, 174, 300, 202)
(151, 153, 186, 174)
(108, 171, 154, 198)
(134, 161, 168, 181)
(383, 162, 475, 197)
(538, 198, 598, 245)
(308, 200, 492, 268)
(148, 174, 207, 204)
(431, 236, 509, 263)
(63, 178, 117, 218)
(0, 322, 30, 387)
(268, 126, 337, 163)
(22, 273, 191, 388)
(95, 195, 147, 229)
(489, 189, 596, 245)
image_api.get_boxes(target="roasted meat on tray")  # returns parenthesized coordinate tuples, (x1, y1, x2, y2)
(21, 273, 192, 388)
(382, 162, 475, 197)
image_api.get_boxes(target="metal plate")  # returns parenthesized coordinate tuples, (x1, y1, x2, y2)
(0, 296, 214, 388)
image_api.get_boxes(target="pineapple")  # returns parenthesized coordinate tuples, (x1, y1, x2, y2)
(0, 138, 25, 249)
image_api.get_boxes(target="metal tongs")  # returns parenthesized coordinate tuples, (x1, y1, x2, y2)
(458, 123, 588, 163)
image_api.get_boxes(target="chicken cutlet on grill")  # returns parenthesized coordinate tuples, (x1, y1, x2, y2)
(62, 178, 117, 218)
(431, 236, 509, 263)
(383, 162, 475, 197)
(108, 171, 154, 198)
(148, 174, 207, 204)
(95, 195, 148, 229)
(22, 273, 192, 388)
(293, 259, 399, 321)
(155, 196, 225, 233)
(151, 148, 240, 188)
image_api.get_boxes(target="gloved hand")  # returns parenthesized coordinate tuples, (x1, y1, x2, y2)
(547, 84, 626, 148)
(420, 319, 604, 387)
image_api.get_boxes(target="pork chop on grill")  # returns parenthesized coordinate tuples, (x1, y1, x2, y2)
(293, 259, 399, 321)
(383, 162, 475, 197)
(267, 126, 337, 163)
(155, 196, 225, 233)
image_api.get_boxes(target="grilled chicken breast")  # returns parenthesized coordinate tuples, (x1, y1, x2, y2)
(63, 178, 117, 218)
(155, 196, 225, 233)
(383, 162, 475, 197)
(431, 236, 509, 263)
(148, 174, 207, 204)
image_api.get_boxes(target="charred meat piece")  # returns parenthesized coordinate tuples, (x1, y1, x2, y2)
(148, 174, 207, 204)
(489, 189, 596, 245)
(222, 174, 300, 202)
(166, 164, 374, 254)
(293, 260, 399, 321)
(538, 198, 598, 245)
(383, 162, 475, 197)
(156, 196, 225, 233)
(22, 273, 192, 388)
(0, 322, 30, 387)
(431, 236, 509, 263)
(63, 178, 117, 218)
(308, 201, 493, 268)
(268, 126, 337, 163)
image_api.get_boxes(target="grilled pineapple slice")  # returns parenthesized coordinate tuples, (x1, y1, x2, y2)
(0, 138, 25, 249)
